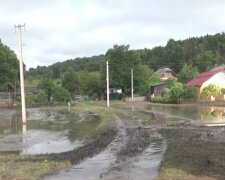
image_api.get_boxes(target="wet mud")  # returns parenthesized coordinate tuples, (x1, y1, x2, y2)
(158, 125, 225, 180)
(4, 103, 225, 179)
(45, 114, 165, 180)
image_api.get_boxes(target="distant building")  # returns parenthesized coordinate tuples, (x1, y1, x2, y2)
(186, 69, 225, 101)
(149, 82, 167, 100)
(103, 87, 123, 100)
(154, 67, 177, 80)
(148, 68, 176, 100)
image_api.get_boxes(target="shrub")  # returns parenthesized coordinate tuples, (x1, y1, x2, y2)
(182, 87, 197, 99)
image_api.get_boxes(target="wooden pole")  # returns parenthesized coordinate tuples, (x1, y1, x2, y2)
(131, 68, 134, 101)
(106, 61, 109, 108)
(15, 24, 26, 124)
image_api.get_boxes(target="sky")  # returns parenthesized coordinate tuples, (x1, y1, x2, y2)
(1, 0, 225, 69)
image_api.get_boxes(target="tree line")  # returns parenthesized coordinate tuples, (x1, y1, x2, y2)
(1, 32, 225, 103)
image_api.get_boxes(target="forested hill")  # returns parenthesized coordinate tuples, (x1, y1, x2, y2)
(0, 39, 19, 91)
(27, 55, 106, 79)
(27, 32, 225, 79)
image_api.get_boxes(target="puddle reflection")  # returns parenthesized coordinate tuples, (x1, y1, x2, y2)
(145, 105, 225, 125)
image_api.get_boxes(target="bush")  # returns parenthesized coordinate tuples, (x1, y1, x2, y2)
(202, 84, 220, 98)
(182, 87, 197, 99)
(52, 86, 71, 102)
(170, 82, 184, 101)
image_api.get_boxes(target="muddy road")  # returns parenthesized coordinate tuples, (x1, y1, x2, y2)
(45, 114, 165, 180)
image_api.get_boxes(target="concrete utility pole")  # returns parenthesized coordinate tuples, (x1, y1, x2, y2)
(131, 68, 134, 101)
(106, 61, 110, 108)
(15, 24, 27, 124)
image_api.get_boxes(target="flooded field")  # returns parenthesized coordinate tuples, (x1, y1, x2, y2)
(144, 104, 225, 126)
(1, 103, 225, 179)
(0, 107, 101, 154)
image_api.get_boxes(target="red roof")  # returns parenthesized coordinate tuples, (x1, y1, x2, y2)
(186, 70, 223, 87)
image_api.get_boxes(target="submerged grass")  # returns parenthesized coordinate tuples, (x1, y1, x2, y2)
(0, 153, 70, 180)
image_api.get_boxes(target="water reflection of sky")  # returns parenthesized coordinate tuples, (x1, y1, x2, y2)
(0, 107, 101, 155)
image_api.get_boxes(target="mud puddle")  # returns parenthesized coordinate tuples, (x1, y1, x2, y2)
(45, 115, 166, 180)
(0, 107, 101, 155)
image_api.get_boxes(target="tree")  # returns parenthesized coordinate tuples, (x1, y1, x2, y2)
(62, 68, 81, 95)
(164, 39, 185, 73)
(80, 72, 102, 96)
(52, 86, 71, 102)
(134, 65, 154, 95)
(178, 63, 199, 83)
(34, 90, 47, 105)
(0, 40, 19, 91)
(193, 50, 216, 72)
(106, 44, 141, 95)
(37, 78, 55, 103)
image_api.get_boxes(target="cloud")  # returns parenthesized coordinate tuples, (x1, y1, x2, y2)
(1, 0, 225, 69)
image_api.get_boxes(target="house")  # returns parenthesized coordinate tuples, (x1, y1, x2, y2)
(186, 69, 225, 101)
(154, 68, 177, 80)
(148, 68, 176, 100)
(148, 83, 167, 100)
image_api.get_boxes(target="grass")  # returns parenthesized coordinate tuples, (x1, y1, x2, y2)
(0, 153, 70, 180)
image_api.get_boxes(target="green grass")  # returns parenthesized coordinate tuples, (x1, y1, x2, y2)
(0, 154, 70, 180)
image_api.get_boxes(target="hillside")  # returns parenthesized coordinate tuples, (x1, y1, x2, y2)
(26, 32, 225, 79)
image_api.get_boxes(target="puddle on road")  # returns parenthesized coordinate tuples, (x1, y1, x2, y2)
(101, 133, 166, 180)
(0, 107, 101, 155)
(45, 116, 166, 180)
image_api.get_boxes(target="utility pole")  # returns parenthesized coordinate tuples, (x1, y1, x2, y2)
(131, 68, 134, 101)
(15, 24, 27, 124)
(106, 61, 109, 108)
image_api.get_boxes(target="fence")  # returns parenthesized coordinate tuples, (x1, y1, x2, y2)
(0, 92, 12, 107)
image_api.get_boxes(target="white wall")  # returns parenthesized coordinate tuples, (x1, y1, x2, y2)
(200, 72, 225, 92)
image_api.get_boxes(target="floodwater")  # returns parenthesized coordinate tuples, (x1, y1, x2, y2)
(144, 104, 225, 126)
(1, 104, 225, 179)
(45, 115, 166, 180)
(0, 107, 101, 155)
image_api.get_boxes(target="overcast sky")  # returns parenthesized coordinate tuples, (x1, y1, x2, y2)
(1, 0, 225, 69)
